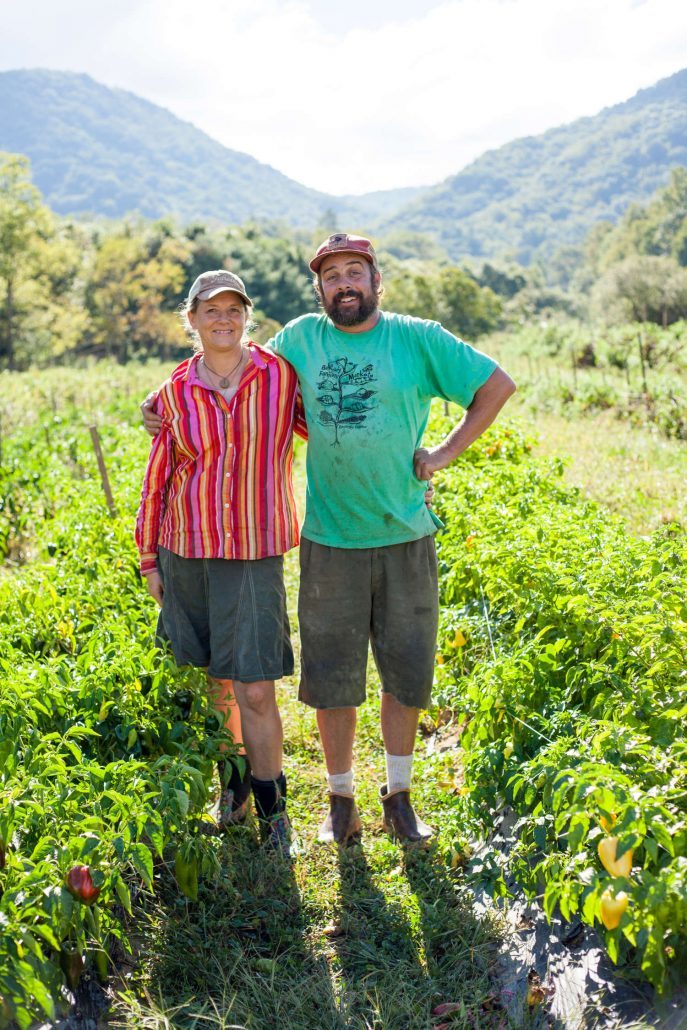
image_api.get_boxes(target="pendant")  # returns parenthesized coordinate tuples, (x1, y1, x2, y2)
(219, 377, 231, 389)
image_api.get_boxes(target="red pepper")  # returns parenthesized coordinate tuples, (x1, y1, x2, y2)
(65, 865, 101, 905)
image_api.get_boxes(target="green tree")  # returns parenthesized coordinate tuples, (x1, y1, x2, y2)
(86, 221, 190, 361)
(0, 152, 47, 367)
(222, 227, 316, 325)
(435, 267, 502, 339)
(587, 167, 687, 274)
(477, 262, 527, 298)
(592, 254, 687, 325)
(382, 271, 438, 320)
(0, 153, 86, 369)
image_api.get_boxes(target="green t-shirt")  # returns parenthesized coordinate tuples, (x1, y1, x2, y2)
(271, 310, 497, 548)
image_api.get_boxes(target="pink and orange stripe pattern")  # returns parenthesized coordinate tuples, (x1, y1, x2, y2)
(135, 344, 306, 574)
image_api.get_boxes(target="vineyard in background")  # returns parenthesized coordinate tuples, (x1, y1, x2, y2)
(0, 359, 685, 1025)
(487, 320, 687, 441)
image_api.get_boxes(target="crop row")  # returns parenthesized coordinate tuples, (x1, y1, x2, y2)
(0, 392, 229, 1027)
(1, 367, 685, 1019)
(431, 414, 686, 991)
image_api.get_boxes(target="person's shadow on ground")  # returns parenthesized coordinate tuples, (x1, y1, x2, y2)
(135, 828, 342, 1029)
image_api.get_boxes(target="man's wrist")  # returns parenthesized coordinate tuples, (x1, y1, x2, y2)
(431, 441, 456, 471)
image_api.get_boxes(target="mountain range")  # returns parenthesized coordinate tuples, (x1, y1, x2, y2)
(1, 67, 686, 263)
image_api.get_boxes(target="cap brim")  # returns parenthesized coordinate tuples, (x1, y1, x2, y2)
(197, 286, 252, 304)
(309, 250, 376, 274)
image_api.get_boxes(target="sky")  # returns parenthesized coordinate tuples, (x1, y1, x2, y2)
(1, 0, 687, 196)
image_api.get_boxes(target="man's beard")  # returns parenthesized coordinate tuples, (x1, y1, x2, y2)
(324, 288, 379, 327)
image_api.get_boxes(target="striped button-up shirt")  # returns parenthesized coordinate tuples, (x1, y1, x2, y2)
(135, 345, 306, 574)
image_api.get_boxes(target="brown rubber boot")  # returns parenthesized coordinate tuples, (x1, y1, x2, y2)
(380, 785, 433, 843)
(318, 793, 362, 846)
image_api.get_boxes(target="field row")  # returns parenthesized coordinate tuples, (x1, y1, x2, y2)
(429, 413, 686, 991)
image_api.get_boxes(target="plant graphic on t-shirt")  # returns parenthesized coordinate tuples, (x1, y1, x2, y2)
(316, 357, 377, 445)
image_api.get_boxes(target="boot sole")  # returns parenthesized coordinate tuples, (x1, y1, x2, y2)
(382, 818, 433, 844)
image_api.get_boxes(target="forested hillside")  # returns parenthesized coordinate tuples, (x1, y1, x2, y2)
(0, 70, 425, 228)
(383, 68, 687, 263)
(0, 70, 332, 226)
(1, 67, 686, 263)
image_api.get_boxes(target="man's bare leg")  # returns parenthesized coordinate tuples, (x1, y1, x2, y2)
(316, 707, 361, 844)
(379, 691, 432, 841)
(316, 706, 357, 774)
(380, 692, 420, 755)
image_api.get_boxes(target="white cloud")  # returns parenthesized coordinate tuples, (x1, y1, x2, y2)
(1, 0, 686, 194)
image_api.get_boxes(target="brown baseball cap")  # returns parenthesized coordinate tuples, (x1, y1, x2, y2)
(187, 270, 252, 306)
(309, 233, 379, 274)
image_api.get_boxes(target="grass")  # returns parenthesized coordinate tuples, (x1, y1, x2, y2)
(485, 336, 687, 537)
(525, 410, 687, 536)
(110, 544, 509, 1030)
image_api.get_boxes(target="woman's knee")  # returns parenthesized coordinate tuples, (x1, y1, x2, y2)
(237, 680, 276, 716)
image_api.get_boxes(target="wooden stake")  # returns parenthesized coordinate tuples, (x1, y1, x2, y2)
(89, 426, 118, 518)
(638, 332, 648, 395)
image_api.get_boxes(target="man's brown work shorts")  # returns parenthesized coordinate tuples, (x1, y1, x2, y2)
(297, 536, 439, 710)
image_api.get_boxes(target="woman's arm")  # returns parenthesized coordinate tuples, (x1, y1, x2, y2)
(135, 420, 174, 586)
(293, 387, 308, 440)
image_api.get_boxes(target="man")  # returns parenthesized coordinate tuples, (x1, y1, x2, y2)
(271, 234, 515, 845)
(144, 234, 515, 846)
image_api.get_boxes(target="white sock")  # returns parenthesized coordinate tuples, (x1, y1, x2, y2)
(327, 769, 354, 795)
(385, 752, 413, 793)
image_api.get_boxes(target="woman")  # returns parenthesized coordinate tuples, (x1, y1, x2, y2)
(135, 269, 306, 855)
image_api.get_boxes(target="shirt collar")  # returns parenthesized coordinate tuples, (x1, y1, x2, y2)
(185, 342, 269, 386)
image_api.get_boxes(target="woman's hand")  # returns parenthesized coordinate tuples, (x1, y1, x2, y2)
(141, 393, 163, 437)
(145, 571, 164, 606)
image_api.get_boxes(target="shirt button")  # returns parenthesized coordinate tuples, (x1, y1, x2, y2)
(225, 473, 230, 478)
(224, 503, 230, 508)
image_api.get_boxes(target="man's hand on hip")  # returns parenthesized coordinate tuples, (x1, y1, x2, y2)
(141, 393, 163, 436)
(414, 445, 450, 481)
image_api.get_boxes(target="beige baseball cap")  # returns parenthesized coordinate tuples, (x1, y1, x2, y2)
(187, 270, 252, 306)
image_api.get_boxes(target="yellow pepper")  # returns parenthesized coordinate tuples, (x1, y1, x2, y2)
(600, 888, 628, 930)
(599, 811, 617, 833)
(598, 837, 633, 878)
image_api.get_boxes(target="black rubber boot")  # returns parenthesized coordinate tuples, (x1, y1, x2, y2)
(216, 754, 252, 827)
(252, 772, 291, 856)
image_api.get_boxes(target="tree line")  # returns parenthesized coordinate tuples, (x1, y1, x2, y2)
(1, 152, 686, 370)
